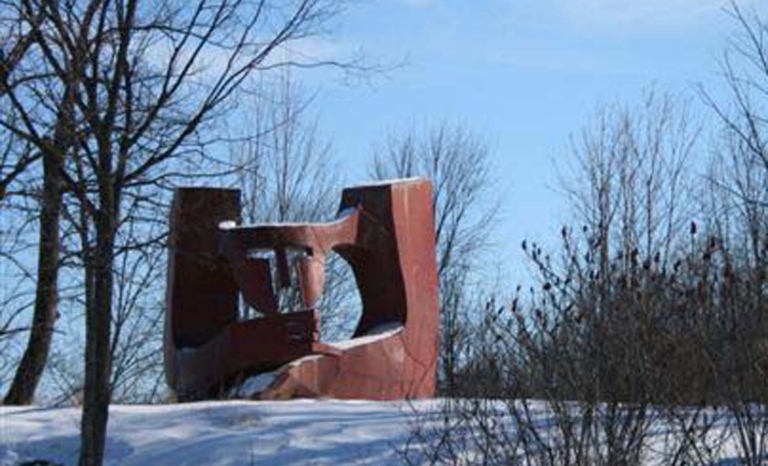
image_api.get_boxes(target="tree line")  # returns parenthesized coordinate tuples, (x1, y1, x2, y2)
(404, 3, 768, 466)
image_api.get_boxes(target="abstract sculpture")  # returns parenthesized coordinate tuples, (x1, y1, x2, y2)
(164, 178, 439, 401)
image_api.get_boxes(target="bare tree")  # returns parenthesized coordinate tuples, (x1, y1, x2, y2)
(561, 90, 700, 280)
(702, 0, 768, 277)
(369, 122, 500, 394)
(229, 71, 358, 340)
(1, 0, 350, 464)
(2, 149, 67, 406)
(0, 0, 81, 410)
(0, 190, 37, 387)
(0, 4, 47, 198)
(700, 3, 768, 463)
(235, 75, 337, 224)
(403, 94, 713, 466)
(108, 205, 168, 403)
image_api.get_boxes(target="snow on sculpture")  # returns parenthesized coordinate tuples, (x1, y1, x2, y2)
(164, 178, 440, 400)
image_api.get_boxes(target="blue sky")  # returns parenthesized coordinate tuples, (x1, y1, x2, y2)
(298, 0, 768, 286)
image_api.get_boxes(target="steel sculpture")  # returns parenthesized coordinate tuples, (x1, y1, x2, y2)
(164, 179, 439, 400)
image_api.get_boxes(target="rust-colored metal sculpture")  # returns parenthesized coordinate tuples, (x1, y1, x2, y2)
(164, 179, 439, 401)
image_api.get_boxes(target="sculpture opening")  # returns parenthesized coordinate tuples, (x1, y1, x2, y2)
(314, 251, 363, 343)
(164, 178, 440, 401)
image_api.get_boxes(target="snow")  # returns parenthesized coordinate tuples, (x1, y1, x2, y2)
(345, 177, 425, 189)
(230, 373, 277, 399)
(1, 399, 757, 466)
(218, 206, 358, 230)
(331, 322, 403, 350)
(335, 207, 358, 219)
(1, 400, 435, 466)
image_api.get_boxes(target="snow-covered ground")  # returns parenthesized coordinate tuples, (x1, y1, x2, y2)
(2, 399, 761, 466)
(1, 400, 434, 466)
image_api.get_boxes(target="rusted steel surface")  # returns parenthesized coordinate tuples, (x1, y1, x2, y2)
(164, 179, 439, 400)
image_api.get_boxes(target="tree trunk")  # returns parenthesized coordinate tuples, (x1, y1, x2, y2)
(79, 205, 115, 466)
(3, 153, 62, 405)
